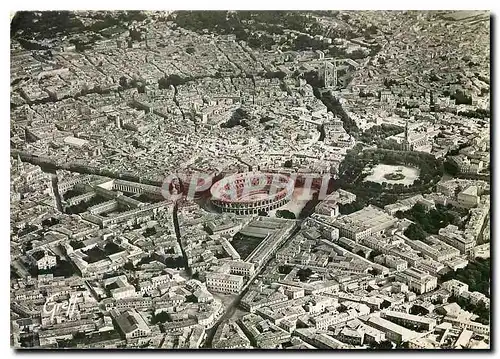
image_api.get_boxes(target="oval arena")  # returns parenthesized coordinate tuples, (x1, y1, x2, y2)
(210, 172, 295, 215)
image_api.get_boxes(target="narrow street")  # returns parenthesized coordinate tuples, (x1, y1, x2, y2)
(50, 173, 63, 212)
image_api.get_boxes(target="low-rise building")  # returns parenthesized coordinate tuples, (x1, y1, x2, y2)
(457, 186, 480, 208)
(366, 315, 420, 344)
(212, 320, 251, 349)
(112, 309, 151, 340)
(441, 279, 469, 297)
(438, 225, 476, 254)
(394, 268, 437, 294)
(206, 272, 244, 294)
(381, 310, 436, 331)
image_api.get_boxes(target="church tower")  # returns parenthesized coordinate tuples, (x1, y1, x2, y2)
(402, 119, 411, 151)
(17, 154, 24, 174)
(430, 90, 436, 112)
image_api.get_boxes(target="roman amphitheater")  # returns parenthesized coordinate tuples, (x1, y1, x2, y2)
(210, 172, 295, 215)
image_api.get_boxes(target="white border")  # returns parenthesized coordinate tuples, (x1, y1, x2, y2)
(2, 1, 499, 10)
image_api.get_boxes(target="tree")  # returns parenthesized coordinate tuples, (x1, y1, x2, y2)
(278, 265, 293, 274)
(221, 107, 250, 128)
(444, 159, 459, 176)
(368, 268, 380, 276)
(399, 202, 461, 235)
(265, 71, 286, 80)
(158, 74, 189, 89)
(356, 249, 366, 257)
(368, 249, 383, 261)
(441, 258, 490, 296)
(404, 223, 427, 241)
(297, 268, 313, 281)
(276, 210, 296, 219)
(123, 261, 135, 271)
(152, 311, 169, 324)
(143, 226, 157, 237)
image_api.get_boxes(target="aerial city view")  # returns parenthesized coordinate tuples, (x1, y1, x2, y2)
(10, 10, 490, 349)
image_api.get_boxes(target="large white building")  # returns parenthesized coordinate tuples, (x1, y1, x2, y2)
(385, 255, 408, 271)
(333, 205, 397, 241)
(441, 279, 469, 297)
(449, 155, 484, 174)
(394, 268, 437, 294)
(206, 272, 244, 294)
(438, 225, 476, 254)
(457, 186, 480, 208)
(219, 259, 255, 279)
(32, 251, 57, 270)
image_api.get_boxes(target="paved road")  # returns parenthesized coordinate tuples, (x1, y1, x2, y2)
(172, 201, 190, 273)
(203, 222, 302, 348)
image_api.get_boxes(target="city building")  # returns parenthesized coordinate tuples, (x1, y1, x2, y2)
(394, 268, 437, 294)
(438, 225, 476, 254)
(206, 272, 244, 294)
(112, 309, 152, 340)
(332, 206, 397, 241)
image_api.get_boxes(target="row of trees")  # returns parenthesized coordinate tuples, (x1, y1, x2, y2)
(316, 91, 360, 136)
(458, 108, 490, 119)
(358, 124, 404, 146)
